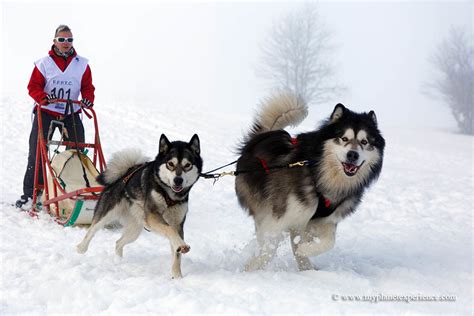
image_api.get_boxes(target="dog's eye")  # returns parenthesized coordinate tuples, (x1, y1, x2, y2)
(341, 137, 349, 142)
(183, 163, 192, 171)
(166, 161, 175, 169)
(360, 139, 368, 145)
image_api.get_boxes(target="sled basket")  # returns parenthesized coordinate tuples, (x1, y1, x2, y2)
(42, 149, 102, 226)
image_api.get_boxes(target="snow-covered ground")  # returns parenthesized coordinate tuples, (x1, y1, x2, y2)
(0, 96, 472, 315)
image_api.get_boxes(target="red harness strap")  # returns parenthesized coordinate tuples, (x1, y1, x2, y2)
(258, 158, 270, 174)
(257, 136, 298, 175)
(324, 197, 331, 208)
(122, 163, 146, 184)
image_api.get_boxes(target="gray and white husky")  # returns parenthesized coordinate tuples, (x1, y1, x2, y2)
(77, 134, 202, 278)
(235, 93, 385, 271)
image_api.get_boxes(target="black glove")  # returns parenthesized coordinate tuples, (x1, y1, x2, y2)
(45, 93, 57, 103)
(81, 99, 93, 108)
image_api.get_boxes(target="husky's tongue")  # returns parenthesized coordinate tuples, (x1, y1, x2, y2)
(342, 163, 359, 176)
(172, 185, 184, 193)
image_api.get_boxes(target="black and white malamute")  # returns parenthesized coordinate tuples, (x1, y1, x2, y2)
(235, 93, 385, 271)
(77, 134, 202, 278)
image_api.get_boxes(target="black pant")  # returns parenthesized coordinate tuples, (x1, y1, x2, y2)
(22, 111, 85, 198)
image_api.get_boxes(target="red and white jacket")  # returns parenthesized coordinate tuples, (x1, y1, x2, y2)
(27, 47, 95, 116)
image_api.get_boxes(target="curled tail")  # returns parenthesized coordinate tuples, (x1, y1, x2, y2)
(97, 149, 149, 185)
(247, 92, 308, 139)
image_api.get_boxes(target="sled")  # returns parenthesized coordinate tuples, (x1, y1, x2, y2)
(30, 99, 106, 226)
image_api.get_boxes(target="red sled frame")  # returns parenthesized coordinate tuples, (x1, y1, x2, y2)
(30, 99, 106, 225)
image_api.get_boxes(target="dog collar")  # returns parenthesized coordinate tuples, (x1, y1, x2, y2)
(163, 190, 180, 208)
(154, 183, 184, 208)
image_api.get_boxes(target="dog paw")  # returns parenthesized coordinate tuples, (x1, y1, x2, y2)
(76, 243, 88, 254)
(244, 263, 256, 272)
(244, 257, 267, 272)
(115, 248, 124, 257)
(176, 245, 190, 254)
(296, 258, 315, 271)
(295, 242, 319, 257)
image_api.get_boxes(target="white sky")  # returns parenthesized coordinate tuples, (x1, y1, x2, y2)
(1, 0, 472, 130)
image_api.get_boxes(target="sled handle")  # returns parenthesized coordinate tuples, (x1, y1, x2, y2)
(46, 99, 93, 119)
(54, 99, 82, 105)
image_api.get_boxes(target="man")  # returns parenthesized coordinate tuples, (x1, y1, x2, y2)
(16, 25, 95, 209)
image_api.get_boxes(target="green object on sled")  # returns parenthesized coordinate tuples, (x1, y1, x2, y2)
(64, 200, 84, 227)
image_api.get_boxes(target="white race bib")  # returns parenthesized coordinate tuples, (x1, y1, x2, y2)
(34, 55, 89, 114)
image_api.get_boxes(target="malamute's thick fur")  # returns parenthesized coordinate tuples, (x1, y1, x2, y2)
(235, 93, 385, 271)
(77, 134, 202, 278)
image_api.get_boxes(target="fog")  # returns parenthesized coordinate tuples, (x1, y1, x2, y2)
(2, 0, 472, 130)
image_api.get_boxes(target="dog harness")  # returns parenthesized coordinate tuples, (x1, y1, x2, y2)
(122, 163, 183, 208)
(122, 163, 148, 185)
(255, 136, 337, 218)
(201, 135, 337, 217)
(154, 185, 182, 208)
(256, 137, 300, 175)
(313, 193, 334, 218)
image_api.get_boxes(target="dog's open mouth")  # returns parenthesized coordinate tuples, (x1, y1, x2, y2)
(172, 185, 184, 193)
(341, 161, 364, 177)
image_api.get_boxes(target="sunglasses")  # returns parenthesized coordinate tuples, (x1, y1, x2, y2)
(55, 37, 74, 43)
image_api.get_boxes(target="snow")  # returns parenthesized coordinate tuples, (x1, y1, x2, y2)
(0, 96, 472, 315)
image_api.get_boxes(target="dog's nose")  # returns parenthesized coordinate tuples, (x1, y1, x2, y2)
(174, 177, 183, 186)
(347, 150, 359, 162)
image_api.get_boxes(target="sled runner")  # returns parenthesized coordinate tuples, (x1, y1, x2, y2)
(30, 99, 106, 226)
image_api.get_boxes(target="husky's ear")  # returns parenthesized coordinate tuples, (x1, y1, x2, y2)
(159, 134, 171, 155)
(189, 134, 200, 155)
(330, 103, 346, 123)
(368, 110, 378, 127)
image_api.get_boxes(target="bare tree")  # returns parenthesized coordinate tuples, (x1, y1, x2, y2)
(257, 3, 345, 106)
(426, 26, 473, 134)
